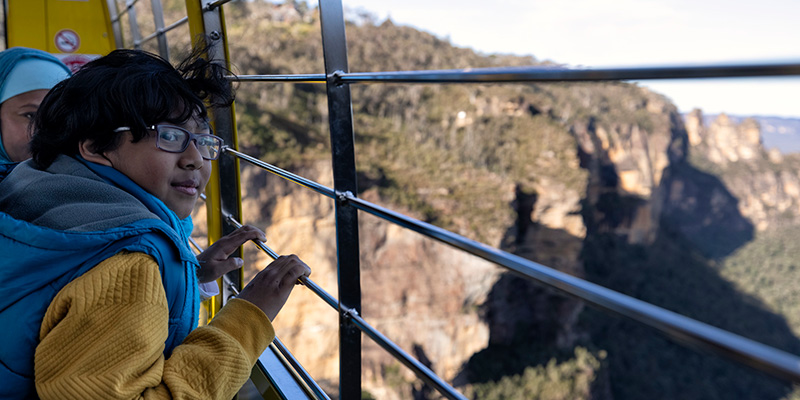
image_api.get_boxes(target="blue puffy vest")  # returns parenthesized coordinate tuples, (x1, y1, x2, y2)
(0, 159, 200, 399)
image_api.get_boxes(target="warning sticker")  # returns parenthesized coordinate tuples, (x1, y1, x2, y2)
(57, 54, 97, 73)
(54, 29, 80, 53)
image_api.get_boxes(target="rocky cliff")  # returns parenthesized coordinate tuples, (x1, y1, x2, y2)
(684, 109, 800, 232)
(226, 162, 502, 398)
(182, 1, 800, 399)
(222, 83, 687, 399)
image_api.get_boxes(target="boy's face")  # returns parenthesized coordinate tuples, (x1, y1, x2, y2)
(0, 89, 49, 162)
(99, 116, 213, 219)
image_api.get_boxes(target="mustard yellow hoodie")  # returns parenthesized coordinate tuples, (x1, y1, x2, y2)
(34, 251, 274, 399)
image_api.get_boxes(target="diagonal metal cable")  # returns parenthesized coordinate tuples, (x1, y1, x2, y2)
(188, 236, 331, 400)
(216, 203, 467, 400)
(111, 0, 140, 23)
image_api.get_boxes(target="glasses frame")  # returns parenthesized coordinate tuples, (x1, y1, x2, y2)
(113, 124, 224, 160)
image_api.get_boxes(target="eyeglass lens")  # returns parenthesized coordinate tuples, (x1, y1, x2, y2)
(155, 125, 222, 160)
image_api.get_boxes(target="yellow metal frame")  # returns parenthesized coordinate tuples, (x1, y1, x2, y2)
(6, 0, 115, 56)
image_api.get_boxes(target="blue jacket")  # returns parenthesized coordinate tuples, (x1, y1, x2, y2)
(0, 156, 200, 399)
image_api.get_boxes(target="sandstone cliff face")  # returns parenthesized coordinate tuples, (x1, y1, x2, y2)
(686, 110, 762, 165)
(567, 89, 683, 245)
(219, 86, 687, 399)
(195, 93, 799, 399)
(685, 109, 800, 232)
(221, 137, 591, 398)
(197, 86, 780, 400)
(234, 162, 505, 398)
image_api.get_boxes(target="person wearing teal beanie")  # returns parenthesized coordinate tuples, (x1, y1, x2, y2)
(0, 47, 71, 164)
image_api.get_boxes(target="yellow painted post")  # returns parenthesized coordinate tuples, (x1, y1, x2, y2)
(5, 0, 47, 49)
(6, 0, 116, 70)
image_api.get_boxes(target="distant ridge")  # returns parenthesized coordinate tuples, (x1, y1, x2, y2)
(682, 113, 800, 154)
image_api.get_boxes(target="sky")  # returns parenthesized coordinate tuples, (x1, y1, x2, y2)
(328, 0, 800, 118)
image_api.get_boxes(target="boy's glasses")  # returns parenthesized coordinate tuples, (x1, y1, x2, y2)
(114, 124, 224, 160)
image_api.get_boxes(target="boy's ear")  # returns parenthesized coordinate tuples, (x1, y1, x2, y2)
(78, 140, 112, 166)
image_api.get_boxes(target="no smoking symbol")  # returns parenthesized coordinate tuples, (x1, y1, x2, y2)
(54, 29, 80, 53)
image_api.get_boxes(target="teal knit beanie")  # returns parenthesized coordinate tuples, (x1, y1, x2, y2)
(0, 47, 71, 163)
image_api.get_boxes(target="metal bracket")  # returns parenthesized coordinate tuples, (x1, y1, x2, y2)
(335, 190, 353, 205)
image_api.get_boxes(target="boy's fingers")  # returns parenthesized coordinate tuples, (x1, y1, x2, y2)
(206, 225, 266, 257)
(198, 257, 243, 283)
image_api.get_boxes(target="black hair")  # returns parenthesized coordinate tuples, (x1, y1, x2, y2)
(31, 43, 234, 167)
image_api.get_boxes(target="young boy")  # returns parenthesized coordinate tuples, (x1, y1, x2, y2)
(0, 48, 310, 399)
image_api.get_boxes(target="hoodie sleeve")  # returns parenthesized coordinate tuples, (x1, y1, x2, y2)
(34, 251, 275, 399)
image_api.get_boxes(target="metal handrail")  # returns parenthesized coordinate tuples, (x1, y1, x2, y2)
(229, 74, 327, 83)
(344, 307, 467, 400)
(188, 236, 330, 400)
(272, 337, 331, 400)
(226, 61, 800, 85)
(222, 215, 338, 310)
(335, 62, 800, 83)
(223, 212, 467, 400)
(223, 148, 336, 199)
(224, 149, 800, 384)
(139, 16, 188, 46)
(111, 0, 140, 23)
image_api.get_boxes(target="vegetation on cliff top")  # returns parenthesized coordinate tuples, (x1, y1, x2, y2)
(219, 2, 682, 247)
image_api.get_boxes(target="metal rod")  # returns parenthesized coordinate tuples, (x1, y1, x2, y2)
(200, 194, 339, 304)
(343, 307, 467, 400)
(225, 215, 279, 259)
(336, 191, 800, 383)
(106, 0, 125, 49)
(223, 213, 339, 310)
(204, 0, 234, 10)
(318, 1, 362, 396)
(139, 31, 160, 45)
(224, 147, 337, 199)
(162, 16, 189, 34)
(222, 212, 465, 399)
(188, 236, 202, 252)
(228, 74, 327, 83)
(111, 0, 139, 23)
(126, 0, 142, 49)
(335, 63, 800, 84)
(187, 239, 329, 400)
(224, 63, 800, 86)
(149, 0, 169, 58)
(272, 337, 332, 400)
(140, 17, 189, 48)
(216, 153, 800, 380)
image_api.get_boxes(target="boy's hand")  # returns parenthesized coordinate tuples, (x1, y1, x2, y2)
(196, 225, 266, 283)
(237, 255, 311, 320)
